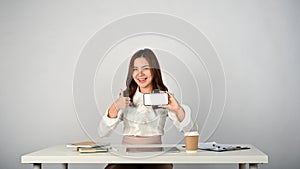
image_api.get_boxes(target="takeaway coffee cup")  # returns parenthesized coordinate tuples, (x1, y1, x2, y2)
(184, 131, 199, 153)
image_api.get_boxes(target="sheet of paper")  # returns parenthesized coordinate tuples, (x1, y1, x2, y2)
(198, 142, 250, 152)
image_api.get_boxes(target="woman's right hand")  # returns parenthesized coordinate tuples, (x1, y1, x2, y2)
(108, 90, 131, 118)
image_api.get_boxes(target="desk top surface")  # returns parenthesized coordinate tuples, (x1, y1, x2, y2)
(21, 144, 268, 164)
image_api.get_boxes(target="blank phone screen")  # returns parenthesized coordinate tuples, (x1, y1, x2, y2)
(143, 93, 168, 106)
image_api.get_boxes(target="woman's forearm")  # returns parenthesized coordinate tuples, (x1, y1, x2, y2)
(108, 103, 119, 118)
(175, 106, 185, 122)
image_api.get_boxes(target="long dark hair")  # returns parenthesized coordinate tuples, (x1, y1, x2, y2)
(125, 48, 168, 101)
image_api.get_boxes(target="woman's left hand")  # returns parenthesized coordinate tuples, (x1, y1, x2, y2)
(160, 92, 185, 121)
(161, 92, 180, 112)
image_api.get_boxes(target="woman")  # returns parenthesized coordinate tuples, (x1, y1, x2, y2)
(99, 48, 195, 169)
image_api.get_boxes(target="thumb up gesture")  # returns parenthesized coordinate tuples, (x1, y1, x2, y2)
(108, 89, 131, 118)
(115, 89, 131, 110)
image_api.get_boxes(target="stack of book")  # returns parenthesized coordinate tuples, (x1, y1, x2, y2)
(67, 141, 109, 153)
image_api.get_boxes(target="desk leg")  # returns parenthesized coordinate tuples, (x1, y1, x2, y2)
(33, 163, 41, 169)
(61, 163, 68, 169)
(239, 163, 246, 169)
(249, 163, 258, 169)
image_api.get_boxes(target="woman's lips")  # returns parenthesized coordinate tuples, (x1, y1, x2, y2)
(138, 77, 147, 83)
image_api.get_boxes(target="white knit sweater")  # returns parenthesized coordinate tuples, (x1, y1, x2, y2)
(98, 89, 193, 137)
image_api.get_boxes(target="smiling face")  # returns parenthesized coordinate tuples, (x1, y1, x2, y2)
(132, 57, 153, 93)
(125, 48, 168, 100)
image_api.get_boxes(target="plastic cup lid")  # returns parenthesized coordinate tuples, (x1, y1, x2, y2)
(184, 131, 199, 136)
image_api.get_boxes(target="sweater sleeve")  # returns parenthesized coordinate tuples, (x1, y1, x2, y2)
(98, 108, 123, 138)
(168, 104, 196, 133)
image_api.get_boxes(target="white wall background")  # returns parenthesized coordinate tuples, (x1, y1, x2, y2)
(0, 0, 299, 169)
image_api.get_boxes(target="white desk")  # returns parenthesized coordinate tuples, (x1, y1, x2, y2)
(21, 144, 268, 169)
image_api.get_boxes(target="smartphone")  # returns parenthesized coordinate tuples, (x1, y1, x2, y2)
(143, 93, 168, 106)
